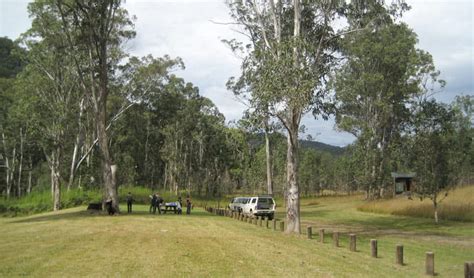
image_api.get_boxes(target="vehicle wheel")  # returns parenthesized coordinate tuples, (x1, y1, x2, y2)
(268, 214, 273, 220)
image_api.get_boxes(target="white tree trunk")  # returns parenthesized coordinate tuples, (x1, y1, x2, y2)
(285, 125, 300, 234)
(27, 155, 32, 194)
(49, 148, 62, 211)
(17, 128, 24, 197)
(264, 119, 274, 195)
(2, 132, 12, 199)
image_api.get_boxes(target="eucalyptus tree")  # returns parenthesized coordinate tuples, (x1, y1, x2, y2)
(408, 100, 463, 223)
(225, 0, 389, 233)
(19, 1, 83, 209)
(332, 12, 445, 198)
(54, 0, 135, 211)
(236, 110, 279, 195)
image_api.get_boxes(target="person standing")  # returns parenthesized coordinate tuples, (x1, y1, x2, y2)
(126, 192, 134, 213)
(150, 193, 158, 214)
(156, 193, 163, 214)
(186, 197, 192, 215)
(176, 200, 182, 215)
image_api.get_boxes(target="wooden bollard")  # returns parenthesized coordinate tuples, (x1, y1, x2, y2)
(396, 245, 404, 265)
(265, 218, 269, 228)
(280, 221, 284, 232)
(333, 232, 339, 247)
(272, 219, 276, 230)
(349, 234, 356, 251)
(464, 262, 474, 278)
(425, 252, 434, 276)
(255, 217, 259, 225)
(370, 239, 377, 258)
(259, 217, 263, 226)
(319, 229, 325, 243)
(307, 226, 312, 239)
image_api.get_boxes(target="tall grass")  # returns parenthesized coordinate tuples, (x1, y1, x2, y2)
(357, 186, 474, 222)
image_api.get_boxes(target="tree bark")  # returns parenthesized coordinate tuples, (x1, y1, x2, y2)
(433, 197, 439, 224)
(264, 117, 274, 195)
(50, 148, 61, 211)
(97, 105, 119, 213)
(67, 98, 85, 191)
(27, 155, 32, 194)
(2, 132, 12, 199)
(284, 0, 302, 234)
(285, 120, 300, 234)
(17, 127, 24, 197)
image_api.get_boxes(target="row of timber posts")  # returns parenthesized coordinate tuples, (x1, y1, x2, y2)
(304, 226, 456, 277)
(204, 207, 474, 276)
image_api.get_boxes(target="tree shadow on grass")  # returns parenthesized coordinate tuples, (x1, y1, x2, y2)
(10, 209, 102, 223)
(9, 206, 213, 224)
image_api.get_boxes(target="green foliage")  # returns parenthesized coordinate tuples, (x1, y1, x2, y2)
(0, 37, 25, 78)
(0, 189, 101, 217)
(409, 99, 471, 200)
(332, 17, 445, 198)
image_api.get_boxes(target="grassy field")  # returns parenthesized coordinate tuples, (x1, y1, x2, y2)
(357, 186, 474, 222)
(1, 195, 473, 277)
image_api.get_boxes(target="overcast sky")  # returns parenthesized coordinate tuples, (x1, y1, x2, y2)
(1, 0, 472, 146)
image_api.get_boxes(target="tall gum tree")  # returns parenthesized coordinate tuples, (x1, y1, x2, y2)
(19, 1, 84, 210)
(332, 19, 445, 199)
(55, 0, 135, 212)
(225, 0, 383, 233)
(225, 0, 417, 233)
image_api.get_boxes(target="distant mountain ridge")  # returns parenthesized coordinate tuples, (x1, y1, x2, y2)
(299, 139, 345, 156)
(248, 133, 346, 156)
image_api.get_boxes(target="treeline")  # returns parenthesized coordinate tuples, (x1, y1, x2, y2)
(0, 33, 341, 202)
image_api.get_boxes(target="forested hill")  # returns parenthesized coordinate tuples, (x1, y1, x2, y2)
(299, 140, 345, 156)
(248, 133, 345, 156)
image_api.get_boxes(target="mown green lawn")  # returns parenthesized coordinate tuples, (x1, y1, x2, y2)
(0, 199, 472, 277)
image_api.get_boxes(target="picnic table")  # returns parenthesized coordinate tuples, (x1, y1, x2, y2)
(161, 202, 179, 214)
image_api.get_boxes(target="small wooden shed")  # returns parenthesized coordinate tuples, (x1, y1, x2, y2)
(391, 172, 416, 196)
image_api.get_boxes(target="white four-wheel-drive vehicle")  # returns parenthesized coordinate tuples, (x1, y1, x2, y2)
(228, 197, 249, 212)
(242, 196, 276, 220)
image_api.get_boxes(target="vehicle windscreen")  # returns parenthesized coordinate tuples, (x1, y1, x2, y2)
(235, 198, 247, 204)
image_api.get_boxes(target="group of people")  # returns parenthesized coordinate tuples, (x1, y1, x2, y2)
(124, 192, 192, 215)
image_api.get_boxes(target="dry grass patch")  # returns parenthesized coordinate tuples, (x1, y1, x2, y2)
(358, 186, 474, 222)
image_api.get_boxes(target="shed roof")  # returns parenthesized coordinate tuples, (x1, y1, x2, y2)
(391, 172, 416, 179)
